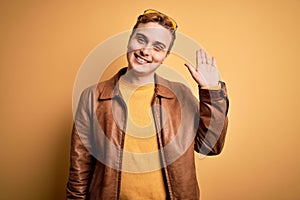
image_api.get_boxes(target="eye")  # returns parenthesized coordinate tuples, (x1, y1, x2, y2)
(153, 45, 165, 51)
(136, 36, 146, 44)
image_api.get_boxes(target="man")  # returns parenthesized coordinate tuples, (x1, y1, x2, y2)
(66, 9, 229, 200)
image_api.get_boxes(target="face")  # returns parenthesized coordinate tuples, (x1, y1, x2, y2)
(127, 22, 173, 76)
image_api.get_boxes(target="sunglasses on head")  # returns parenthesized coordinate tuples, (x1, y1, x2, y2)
(143, 9, 178, 30)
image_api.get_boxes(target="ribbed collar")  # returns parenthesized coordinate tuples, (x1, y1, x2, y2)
(98, 67, 175, 100)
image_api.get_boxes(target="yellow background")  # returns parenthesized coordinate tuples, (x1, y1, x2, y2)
(1, 0, 300, 199)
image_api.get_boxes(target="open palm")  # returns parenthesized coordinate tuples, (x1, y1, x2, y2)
(185, 49, 220, 88)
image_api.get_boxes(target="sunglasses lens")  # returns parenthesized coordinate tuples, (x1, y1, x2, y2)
(143, 9, 177, 30)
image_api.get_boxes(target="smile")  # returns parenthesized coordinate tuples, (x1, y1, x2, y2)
(134, 53, 151, 64)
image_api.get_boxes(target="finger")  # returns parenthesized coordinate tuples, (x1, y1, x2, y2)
(196, 50, 201, 68)
(212, 56, 217, 67)
(200, 49, 206, 64)
(205, 52, 211, 65)
(184, 63, 196, 74)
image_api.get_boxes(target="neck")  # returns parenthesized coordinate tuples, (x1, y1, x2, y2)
(122, 68, 155, 85)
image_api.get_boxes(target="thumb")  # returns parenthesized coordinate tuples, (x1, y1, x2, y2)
(184, 63, 196, 75)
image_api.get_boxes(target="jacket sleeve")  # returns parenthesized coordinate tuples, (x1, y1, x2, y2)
(66, 89, 95, 200)
(194, 81, 229, 155)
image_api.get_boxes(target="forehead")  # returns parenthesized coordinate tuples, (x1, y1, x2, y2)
(133, 22, 173, 45)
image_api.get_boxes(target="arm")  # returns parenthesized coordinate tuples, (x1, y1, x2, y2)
(195, 82, 229, 155)
(185, 49, 229, 155)
(66, 89, 95, 199)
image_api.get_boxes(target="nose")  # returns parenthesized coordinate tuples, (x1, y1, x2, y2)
(140, 47, 151, 57)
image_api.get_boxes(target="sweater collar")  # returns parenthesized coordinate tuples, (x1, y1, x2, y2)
(98, 67, 175, 100)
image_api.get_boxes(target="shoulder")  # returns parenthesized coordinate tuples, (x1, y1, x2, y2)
(81, 69, 123, 100)
(155, 75, 198, 110)
(80, 84, 97, 99)
(155, 75, 195, 98)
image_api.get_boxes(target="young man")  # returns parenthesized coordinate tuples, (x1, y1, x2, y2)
(66, 9, 229, 200)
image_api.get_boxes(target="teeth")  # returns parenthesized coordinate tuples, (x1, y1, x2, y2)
(137, 56, 146, 64)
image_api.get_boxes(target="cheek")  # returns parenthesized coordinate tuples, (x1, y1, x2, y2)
(152, 52, 168, 63)
(128, 40, 142, 52)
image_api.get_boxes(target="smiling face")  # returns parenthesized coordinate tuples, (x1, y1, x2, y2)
(126, 22, 173, 77)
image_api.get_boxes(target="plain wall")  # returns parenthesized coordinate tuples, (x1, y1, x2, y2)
(1, 0, 299, 199)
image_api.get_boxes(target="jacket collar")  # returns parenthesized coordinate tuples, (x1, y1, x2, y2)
(98, 67, 175, 100)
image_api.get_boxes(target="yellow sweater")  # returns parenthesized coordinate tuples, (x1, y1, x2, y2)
(119, 77, 166, 200)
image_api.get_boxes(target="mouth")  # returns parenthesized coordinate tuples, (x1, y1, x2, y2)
(134, 53, 151, 64)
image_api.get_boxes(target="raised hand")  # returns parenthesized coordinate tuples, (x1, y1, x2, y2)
(184, 49, 220, 88)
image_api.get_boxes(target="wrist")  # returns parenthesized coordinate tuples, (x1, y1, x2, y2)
(199, 82, 221, 90)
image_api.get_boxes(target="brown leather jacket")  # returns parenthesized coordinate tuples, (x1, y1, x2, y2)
(66, 68, 229, 200)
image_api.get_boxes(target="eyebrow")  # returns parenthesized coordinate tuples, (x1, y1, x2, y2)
(136, 33, 167, 49)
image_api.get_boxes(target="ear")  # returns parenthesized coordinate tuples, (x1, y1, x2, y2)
(166, 50, 170, 57)
(164, 50, 171, 60)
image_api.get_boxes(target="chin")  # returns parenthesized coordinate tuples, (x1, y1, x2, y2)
(132, 62, 160, 74)
(129, 64, 150, 75)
